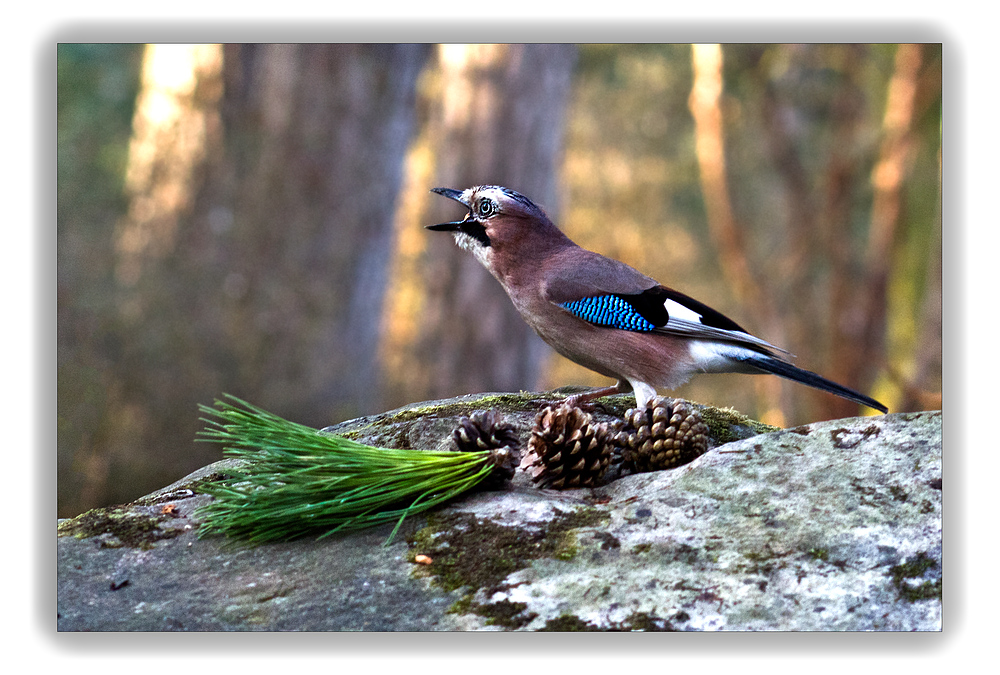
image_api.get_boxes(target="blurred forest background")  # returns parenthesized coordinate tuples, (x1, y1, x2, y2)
(58, 43, 942, 517)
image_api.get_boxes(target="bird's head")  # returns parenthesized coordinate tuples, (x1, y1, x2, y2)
(426, 186, 565, 269)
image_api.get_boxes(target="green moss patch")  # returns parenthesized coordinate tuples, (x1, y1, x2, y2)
(539, 611, 680, 632)
(700, 407, 778, 443)
(407, 507, 607, 596)
(888, 551, 942, 602)
(469, 599, 538, 629)
(57, 506, 183, 549)
(540, 614, 599, 631)
(407, 506, 611, 629)
(335, 393, 547, 445)
(408, 506, 609, 629)
(807, 547, 830, 562)
(383, 394, 537, 425)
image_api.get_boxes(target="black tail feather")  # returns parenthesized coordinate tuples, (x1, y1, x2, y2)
(742, 355, 888, 414)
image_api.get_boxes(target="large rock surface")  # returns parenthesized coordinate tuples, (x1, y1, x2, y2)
(57, 392, 941, 631)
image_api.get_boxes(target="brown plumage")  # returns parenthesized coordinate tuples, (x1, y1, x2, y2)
(426, 185, 888, 414)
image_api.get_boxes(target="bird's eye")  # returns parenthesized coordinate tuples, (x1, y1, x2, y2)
(476, 198, 497, 218)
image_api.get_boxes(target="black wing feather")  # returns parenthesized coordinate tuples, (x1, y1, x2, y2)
(619, 286, 750, 333)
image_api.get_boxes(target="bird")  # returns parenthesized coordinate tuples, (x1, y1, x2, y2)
(425, 185, 888, 415)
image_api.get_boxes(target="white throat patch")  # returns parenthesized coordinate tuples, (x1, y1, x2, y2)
(453, 231, 492, 268)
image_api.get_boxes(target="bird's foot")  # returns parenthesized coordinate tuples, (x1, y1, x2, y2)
(560, 385, 623, 411)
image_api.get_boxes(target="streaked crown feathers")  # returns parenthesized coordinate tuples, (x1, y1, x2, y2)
(465, 185, 547, 220)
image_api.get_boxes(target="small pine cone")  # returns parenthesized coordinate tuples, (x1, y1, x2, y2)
(453, 410, 522, 485)
(526, 402, 612, 489)
(612, 397, 709, 472)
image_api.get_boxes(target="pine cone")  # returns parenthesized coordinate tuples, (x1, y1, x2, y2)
(453, 410, 521, 486)
(611, 397, 709, 472)
(526, 402, 612, 489)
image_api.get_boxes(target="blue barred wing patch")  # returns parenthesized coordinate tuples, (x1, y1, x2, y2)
(560, 295, 657, 332)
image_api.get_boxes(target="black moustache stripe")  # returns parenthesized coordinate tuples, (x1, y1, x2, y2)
(462, 221, 491, 247)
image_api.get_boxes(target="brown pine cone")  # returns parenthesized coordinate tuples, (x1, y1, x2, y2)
(611, 397, 709, 472)
(526, 402, 612, 489)
(453, 410, 521, 486)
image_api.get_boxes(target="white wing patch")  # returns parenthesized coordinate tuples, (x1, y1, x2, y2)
(663, 297, 704, 324)
(660, 296, 791, 357)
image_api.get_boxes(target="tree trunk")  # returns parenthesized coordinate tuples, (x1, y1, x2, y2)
(76, 43, 429, 512)
(688, 44, 786, 425)
(402, 44, 577, 403)
(205, 43, 430, 423)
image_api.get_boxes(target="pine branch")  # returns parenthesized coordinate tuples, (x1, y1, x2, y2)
(194, 395, 494, 544)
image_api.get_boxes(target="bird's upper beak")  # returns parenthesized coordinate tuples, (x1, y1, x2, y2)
(426, 187, 471, 231)
(430, 187, 467, 205)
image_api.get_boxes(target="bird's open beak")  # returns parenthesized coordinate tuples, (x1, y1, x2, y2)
(427, 187, 471, 231)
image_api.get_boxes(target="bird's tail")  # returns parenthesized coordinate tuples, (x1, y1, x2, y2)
(739, 353, 888, 414)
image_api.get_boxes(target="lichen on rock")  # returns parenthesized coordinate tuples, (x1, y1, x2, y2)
(57, 393, 941, 631)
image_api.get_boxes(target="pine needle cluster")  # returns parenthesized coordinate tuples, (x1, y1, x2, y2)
(194, 396, 495, 544)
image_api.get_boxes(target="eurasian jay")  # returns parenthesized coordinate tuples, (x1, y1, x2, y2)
(426, 185, 887, 414)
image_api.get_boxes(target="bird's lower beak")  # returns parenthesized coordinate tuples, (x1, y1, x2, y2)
(426, 220, 463, 231)
(427, 187, 471, 231)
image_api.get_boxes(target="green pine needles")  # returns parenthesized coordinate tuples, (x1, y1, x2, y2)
(195, 395, 496, 545)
